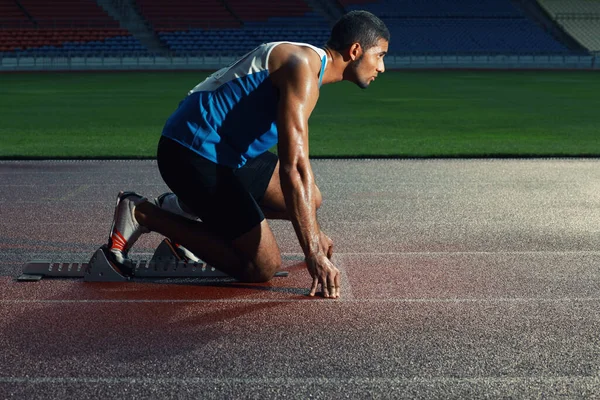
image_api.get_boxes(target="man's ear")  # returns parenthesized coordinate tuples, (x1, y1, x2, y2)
(348, 43, 362, 61)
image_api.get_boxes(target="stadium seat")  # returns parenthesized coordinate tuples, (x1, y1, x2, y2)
(343, 0, 572, 54)
(0, 0, 149, 56)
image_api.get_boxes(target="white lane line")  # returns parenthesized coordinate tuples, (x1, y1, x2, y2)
(0, 253, 305, 258)
(334, 254, 354, 299)
(3, 297, 600, 304)
(338, 251, 600, 255)
(43, 184, 91, 202)
(0, 376, 599, 385)
(0, 184, 162, 187)
(6, 251, 600, 257)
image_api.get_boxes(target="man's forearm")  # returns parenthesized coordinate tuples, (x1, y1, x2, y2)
(279, 163, 323, 258)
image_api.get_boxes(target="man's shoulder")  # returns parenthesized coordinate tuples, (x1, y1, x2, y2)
(268, 42, 323, 76)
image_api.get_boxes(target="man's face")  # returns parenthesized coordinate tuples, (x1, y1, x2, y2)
(349, 38, 388, 89)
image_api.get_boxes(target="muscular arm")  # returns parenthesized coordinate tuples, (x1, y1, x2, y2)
(276, 57, 322, 256)
(272, 49, 340, 298)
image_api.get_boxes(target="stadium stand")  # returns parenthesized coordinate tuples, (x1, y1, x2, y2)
(0, 0, 147, 56)
(555, 18, 600, 51)
(135, 0, 240, 30)
(537, 0, 600, 14)
(538, 0, 600, 52)
(0, 0, 34, 29)
(0, 28, 146, 56)
(226, 0, 311, 21)
(0, 0, 591, 59)
(342, 0, 572, 54)
(344, 0, 523, 17)
(148, 0, 331, 56)
(18, 0, 120, 28)
(336, 0, 378, 7)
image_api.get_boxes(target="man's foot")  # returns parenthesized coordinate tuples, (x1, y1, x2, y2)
(107, 191, 149, 265)
(155, 192, 202, 262)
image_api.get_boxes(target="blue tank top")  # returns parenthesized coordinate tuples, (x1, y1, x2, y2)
(161, 41, 328, 169)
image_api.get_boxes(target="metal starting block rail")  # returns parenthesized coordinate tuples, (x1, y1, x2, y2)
(17, 239, 288, 282)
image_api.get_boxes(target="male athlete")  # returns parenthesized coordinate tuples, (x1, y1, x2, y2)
(107, 11, 389, 299)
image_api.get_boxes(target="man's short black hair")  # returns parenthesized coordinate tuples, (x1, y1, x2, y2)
(326, 10, 390, 52)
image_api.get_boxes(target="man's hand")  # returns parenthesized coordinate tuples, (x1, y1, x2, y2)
(307, 253, 340, 299)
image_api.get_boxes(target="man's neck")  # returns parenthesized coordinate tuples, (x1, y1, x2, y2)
(320, 47, 347, 85)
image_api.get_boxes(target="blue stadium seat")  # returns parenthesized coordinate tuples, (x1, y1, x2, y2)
(342, 0, 571, 54)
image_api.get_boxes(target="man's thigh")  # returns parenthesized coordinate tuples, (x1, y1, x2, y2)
(157, 138, 281, 278)
(260, 160, 323, 214)
(233, 150, 279, 204)
(157, 137, 271, 241)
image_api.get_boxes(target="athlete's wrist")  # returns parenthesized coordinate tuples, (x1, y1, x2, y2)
(305, 249, 327, 261)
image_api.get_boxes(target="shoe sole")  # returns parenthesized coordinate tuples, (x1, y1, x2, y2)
(107, 191, 138, 247)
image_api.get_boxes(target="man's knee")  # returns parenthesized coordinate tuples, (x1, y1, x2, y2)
(245, 255, 282, 283)
(232, 220, 281, 282)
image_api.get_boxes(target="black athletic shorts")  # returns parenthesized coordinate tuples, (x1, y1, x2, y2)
(156, 136, 278, 240)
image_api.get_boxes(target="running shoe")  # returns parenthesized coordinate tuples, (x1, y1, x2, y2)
(107, 191, 149, 266)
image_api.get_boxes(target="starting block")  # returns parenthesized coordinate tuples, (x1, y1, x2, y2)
(16, 239, 289, 282)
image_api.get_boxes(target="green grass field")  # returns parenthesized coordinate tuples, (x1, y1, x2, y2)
(1, 70, 599, 158)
